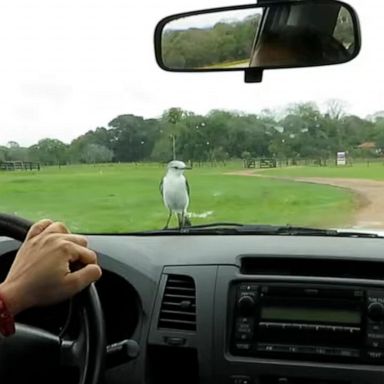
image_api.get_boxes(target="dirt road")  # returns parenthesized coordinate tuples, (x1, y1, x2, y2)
(228, 170, 384, 229)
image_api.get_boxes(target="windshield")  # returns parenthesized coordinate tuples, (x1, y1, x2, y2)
(0, 0, 383, 234)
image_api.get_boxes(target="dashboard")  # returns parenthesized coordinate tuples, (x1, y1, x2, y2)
(1, 234, 384, 384)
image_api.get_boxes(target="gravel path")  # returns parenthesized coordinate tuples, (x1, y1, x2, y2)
(227, 170, 384, 229)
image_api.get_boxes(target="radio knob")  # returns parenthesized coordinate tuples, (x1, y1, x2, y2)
(237, 295, 256, 315)
(368, 302, 384, 321)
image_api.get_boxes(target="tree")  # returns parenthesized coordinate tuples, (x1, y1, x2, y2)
(108, 114, 159, 162)
(7, 101, 384, 166)
(0, 146, 7, 162)
(81, 144, 114, 164)
(29, 139, 68, 165)
(326, 99, 347, 120)
(6, 141, 30, 161)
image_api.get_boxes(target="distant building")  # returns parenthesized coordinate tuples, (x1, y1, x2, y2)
(357, 142, 376, 150)
(356, 142, 381, 155)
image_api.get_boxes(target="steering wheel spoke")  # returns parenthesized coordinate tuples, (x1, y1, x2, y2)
(0, 323, 60, 379)
(61, 336, 86, 368)
(60, 310, 88, 370)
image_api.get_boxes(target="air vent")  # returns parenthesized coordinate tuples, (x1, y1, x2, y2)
(158, 274, 196, 331)
(240, 257, 384, 280)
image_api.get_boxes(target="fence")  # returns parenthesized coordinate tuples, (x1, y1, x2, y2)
(242, 157, 384, 169)
(0, 161, 40, 171)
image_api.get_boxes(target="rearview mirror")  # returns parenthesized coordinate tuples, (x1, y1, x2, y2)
(154, 0, 360, 76)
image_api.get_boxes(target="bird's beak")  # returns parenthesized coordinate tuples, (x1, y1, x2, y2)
(183, 166, 192, 170)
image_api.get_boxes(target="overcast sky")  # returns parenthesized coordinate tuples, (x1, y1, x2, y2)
(166, 8, 262, 30)
(0, 0, 381, 146)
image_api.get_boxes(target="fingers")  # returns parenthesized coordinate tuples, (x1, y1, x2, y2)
(60, 234, 88, 247)
(67, 243, 97, 264)
(66, 264, 102, 293)
(26, 219, 54, 240)
(42, 221, 71, 235)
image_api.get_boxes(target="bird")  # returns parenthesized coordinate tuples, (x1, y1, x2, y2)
(160, 160, 192, 229)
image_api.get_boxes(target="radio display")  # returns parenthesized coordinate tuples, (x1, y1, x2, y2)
(261, 305, 361, 324)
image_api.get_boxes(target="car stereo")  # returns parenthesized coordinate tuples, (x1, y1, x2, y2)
(230, 282, 384, 364)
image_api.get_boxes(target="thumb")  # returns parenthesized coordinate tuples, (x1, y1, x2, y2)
(66, 264, 102, 294)
(26, 219, 54, 240)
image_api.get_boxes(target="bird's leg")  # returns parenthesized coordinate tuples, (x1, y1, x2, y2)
(184, 213, 191, 227)
(181, 211, 186, 229)
(177, 213, 182, 230)
(164, 211, 172, 229)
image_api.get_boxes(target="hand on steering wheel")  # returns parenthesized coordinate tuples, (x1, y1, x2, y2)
(0, 214, 106, 384)
(1, 219, 101, 315)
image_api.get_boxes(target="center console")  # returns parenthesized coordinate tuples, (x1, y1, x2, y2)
(213, 265, 384, 384)
(230, 282, 384, 364)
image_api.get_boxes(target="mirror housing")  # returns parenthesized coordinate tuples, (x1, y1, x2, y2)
(154, 0, 361, 82)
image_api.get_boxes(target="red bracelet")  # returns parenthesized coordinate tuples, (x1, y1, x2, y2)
(0, 290, 15, 337)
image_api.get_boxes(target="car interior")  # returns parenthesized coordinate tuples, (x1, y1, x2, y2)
(1, 1, 384, 384)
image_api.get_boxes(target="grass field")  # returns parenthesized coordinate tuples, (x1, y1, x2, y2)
(261, 162, 384, 180)
(0, 163, 356, 232)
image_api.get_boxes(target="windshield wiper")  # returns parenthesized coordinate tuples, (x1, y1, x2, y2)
(132, 223, 382, 238)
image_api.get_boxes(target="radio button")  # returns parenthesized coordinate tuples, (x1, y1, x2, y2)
(235, 343, 252, 351)
(367, 332, 384, 340)
(276, 345, 290, 353)
(256, 343, 268, 352)
(239, 283, 258, 292)
(230, 375, 251, 384)
(297, 346, 316, 354)
(368, 323, 384, 333)
(236, 333, 253, 341)
(236, 320, 254, 331)
(368, 302, 384, 322)
(324, 348, 337, 355)
(257, 343, 274, 352)
(236, 318, 254, 341)
(315, 347, 327, 355)
(367, 350, 384, 360)
(257, 344, 291, 353)
(338, 349, 360, 358)
(237, 296, 256, 315)
(259, 322, 277, 330)
(367, 338, 384, 348)
(341, 326, 360, 334)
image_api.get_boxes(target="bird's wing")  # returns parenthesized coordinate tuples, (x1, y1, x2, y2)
(159, 178, 164, 196)
(186, 178, 190, 198)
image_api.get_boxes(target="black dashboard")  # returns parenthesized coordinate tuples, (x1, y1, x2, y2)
(2, 234, 384, 384)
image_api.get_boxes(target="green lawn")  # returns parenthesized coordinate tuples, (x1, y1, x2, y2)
(261, 162, 384, 180)
(0, 163, 355, 232)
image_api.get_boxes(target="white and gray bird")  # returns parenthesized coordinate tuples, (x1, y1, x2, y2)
(160, 160, 192, 229)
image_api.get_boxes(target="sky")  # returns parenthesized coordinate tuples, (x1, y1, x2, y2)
(166, 8, 262, 30)
(0, 0, 382, 146)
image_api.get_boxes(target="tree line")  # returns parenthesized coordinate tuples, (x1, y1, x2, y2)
(162, 14, 261, 69)
(2, 101, 384, 166)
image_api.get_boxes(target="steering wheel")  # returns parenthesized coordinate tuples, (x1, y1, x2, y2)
(0, 214, 105, 384)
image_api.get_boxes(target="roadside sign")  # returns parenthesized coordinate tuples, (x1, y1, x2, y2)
(337, 152, 346, 166)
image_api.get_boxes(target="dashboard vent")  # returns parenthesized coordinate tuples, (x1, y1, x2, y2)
(158, 274, 196, 331)
(240, 257, 384, 280)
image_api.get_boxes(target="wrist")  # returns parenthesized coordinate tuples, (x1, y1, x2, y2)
(0, 282, 17, 337)
(0, 281, 25, 316)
